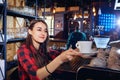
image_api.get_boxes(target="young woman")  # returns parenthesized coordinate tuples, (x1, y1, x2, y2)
(17, 19, 82, 80)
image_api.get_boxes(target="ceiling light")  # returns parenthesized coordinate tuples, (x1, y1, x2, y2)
(94, 12, 96, 16)
(92, 7, 96, 13)
(51, 7, 56, 13)
(74, 13, 77, 20)
(52, 8, 56, 13)
(98, 8, 102, 15)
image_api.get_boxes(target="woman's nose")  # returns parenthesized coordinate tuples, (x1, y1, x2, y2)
(41, 31, 47, 36)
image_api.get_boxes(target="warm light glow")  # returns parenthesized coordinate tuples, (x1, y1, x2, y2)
(74, 13, 77, 20)
(71, 21, 73, 24)
(52, 8, 56, 13)
(56, 24, 59, 27)
(94, 12, 96, 16)
(83, 20, 87, 24)
(78, 14, 82, 18)
(92, 7, 96, 12)
(84, 11, 89, 18)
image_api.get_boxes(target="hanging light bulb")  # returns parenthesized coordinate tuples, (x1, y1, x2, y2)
(78, 11, 82, 18)
(94, 12, 96, 16)
(52, 7, 56, 13)
(92, 6, 96, 13)
(98, 0, 102, 15)
(78, 14, 82, 18)
(98, 8, 102, 15)
(74, 13, 77, 20)
(51, 7, 56, 13)
(51, 2, 57, 14)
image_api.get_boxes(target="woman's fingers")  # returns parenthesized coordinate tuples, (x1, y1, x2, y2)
(58, 48, 83, 63)
(64, 49, 82, 61)
(68, 48, 82, 56)
(67, 55, 74, 61)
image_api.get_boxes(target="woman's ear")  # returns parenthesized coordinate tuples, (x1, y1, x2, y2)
(28, 29, 32, 35)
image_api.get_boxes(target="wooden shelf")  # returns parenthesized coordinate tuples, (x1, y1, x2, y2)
(7, 38, 25, 43)
(0, 1, 39, 79)
(7, 10, 36, 19)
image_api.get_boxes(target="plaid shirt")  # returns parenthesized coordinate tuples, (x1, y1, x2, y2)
(17, 44, 60, 80)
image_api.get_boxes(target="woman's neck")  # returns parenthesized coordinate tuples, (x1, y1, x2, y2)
(32, 39, 40, 50)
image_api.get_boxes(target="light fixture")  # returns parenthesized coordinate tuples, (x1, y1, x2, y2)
(51, 7, 56, 13)
(51, 2, 57, 13)
(78, 14, 82, 18)
(92, 6, 96, 13)
(52, 7, 56, 13)
(98, 8, 102, 15)
(98, 0, 102, 15)
(78, 10, 83, 18)
(94, 12, 96, 16)
(84, 11, 89, 18)
(74, 13, 77, 20)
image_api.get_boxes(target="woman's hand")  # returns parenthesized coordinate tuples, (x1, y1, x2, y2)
(36, 48, 82, 80)
(57, 48, 82, 64)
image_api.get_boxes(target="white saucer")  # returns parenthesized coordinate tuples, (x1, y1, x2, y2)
(81, 49, 97, 54)
(81, 49, 98, 58)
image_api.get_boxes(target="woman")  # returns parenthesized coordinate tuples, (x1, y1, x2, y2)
(17, 19, 82, 80)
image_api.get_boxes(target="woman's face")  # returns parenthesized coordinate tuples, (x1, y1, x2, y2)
(29, 22, 48, 43)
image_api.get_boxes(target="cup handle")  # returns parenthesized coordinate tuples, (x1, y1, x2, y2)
(76, 42, 81, 51)
(76, 42, 79, 48)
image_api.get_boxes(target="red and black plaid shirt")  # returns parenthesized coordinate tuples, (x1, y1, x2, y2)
(17, 44, 60, 80)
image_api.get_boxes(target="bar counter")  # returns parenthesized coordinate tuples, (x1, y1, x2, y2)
(53, 56, 120, 80)
(49, 38, 67, 42)
(49, 38, 67, 49)
(52, 56, 92, 80)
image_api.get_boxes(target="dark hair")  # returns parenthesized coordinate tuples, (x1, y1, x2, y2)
(76, 26, 79, 30)
(26, 19, 49, 67)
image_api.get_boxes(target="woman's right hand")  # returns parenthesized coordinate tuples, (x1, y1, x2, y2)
(57, 48, 82, 64)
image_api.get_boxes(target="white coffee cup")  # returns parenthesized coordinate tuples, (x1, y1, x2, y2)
(76, 41, 93, 53)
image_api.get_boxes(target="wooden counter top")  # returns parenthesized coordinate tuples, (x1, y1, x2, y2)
(49, 38, 67, 42)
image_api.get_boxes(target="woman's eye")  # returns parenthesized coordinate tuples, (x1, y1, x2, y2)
(37, 29, 41, 31)
(37, 29, 47, 33)
(45, 30, 48, 32)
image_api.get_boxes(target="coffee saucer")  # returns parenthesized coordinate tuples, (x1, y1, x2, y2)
(81, 49, 98, 58)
